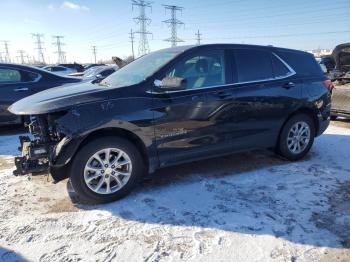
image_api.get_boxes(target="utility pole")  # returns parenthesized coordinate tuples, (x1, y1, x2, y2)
(132, 0, 152, 56)
(26, 54, 30, 64)
(32, 33, 45, 64)
(92, 46, 97, 63)
(52, 35, 66, 63)
(2, 41, 11, 62)
(129, 29, 135, 60)
(195, 29, 202, 45)
(17, 50, 26, 64)
(162, 5, 184, 47)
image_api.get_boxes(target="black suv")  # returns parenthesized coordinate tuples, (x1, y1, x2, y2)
(9, 44, 331, 203)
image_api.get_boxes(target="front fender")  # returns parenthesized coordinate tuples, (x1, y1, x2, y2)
(50, 98, 156, 181)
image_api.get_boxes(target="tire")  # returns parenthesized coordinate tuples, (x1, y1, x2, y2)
(69, 136, 145, 204)
(330, 115, 337, 121)
(277, 114, 315, 161)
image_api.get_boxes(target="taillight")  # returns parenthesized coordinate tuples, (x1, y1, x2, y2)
(323, 79, 334, 92)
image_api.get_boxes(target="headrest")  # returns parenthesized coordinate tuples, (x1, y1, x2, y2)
(195, 59, 209, 74)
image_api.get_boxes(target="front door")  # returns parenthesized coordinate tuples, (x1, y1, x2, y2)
(152, 48, 229, 167)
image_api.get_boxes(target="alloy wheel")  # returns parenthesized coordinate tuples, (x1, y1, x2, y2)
(287, 121, 311, 154)
(83, 148, 132, 194)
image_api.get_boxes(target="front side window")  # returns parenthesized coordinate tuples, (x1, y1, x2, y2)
(235, 49, 273, 82)
(165, 50, 225, 90)
(0, 68, 21, 83)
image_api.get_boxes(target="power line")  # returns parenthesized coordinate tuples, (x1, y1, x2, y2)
(162, 5, 184, 47)
(129, 29, 135, 59)
(32, 33, 45, 64)
(16, 50, 26, 64)
(202, 30, 350, 41)
(195, 29, 202, 45)
(52, 35, 66, 64)
(92, 45, 97, 63)
(132, 0, 153, 56)
(2, 41, 11, 63)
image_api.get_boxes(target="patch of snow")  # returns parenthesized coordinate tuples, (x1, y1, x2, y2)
(0, 125, 349, 261)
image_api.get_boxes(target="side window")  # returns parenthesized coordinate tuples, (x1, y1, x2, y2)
(52, 67, 63, 72)
(271, 54, 291, 78)
(20, 71, 39, 82)
(100, 69, 114, 77)
(0, 68, 39, 83)
(165, 50, 225, 90)
(234, 49, 273, 82)
(0, 68, 21, 83)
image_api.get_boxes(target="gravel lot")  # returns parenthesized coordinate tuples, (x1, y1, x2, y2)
(0, 123, 349, 262)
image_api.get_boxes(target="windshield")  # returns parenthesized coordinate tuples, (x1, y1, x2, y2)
(101, 50, 180, 87)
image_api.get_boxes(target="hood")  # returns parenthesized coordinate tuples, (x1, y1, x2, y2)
(9, 82, 110, 115)
(332, 42, 350, 72)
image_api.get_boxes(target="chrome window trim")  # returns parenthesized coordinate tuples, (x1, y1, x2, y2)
(0, 66, 42, 85)
(152, 52, 296, 94)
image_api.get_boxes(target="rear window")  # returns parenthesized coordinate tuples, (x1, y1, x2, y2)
(234, 49, 273, 82)
(271, 54, 291, 78)
(277, 50, 322, 77)
(0, 68, 39, 83)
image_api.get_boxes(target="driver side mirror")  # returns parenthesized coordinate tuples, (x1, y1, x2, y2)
(154, 77, 186, 91)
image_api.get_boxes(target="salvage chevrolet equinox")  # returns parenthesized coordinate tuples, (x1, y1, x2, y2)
(9, 44, 332, 203)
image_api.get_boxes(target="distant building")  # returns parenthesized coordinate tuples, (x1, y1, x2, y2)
(306, 48, 332, 58)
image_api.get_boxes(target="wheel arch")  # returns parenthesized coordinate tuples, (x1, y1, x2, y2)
(51, 126, 154, 182)
(276, 106, 319, 148)
(77, 127, 150, 171)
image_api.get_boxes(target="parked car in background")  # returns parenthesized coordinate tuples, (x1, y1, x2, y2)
(42, 65, 77, 76)
(68, 65, 119, 82)
(58, 63, 85, 72)
(319, 55, 335, 73)
(83, 63, 106, 71)
(327, 43, 350, 120)
(9, 44, 331, 203)
(0, 63, 81, 126)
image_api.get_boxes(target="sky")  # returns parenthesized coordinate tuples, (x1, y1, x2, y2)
(0, 0, 349, 63)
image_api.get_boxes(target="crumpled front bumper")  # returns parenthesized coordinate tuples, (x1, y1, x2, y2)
(13, 136, 50, 176)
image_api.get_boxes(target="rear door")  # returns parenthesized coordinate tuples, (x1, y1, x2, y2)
(0, 67, 42, 124)
(218, 48, 301, 149)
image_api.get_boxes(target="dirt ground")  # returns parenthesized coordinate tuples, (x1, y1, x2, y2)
(0, 124, 349, 261)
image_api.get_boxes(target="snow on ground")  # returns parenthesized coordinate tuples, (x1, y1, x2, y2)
(0, 124, 349, 261)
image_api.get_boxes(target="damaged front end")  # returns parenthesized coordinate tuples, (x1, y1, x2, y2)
(13, 113, 68, 178)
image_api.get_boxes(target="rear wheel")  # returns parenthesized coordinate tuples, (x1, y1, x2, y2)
(330, 115, 337, 121)
(277, 114, 315, 161)
(70, 137, 145, 204)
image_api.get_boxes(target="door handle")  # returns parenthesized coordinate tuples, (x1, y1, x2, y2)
(214, 90, 233, 99)
(191, 95, 202, 101)
(14, 88, 29, 92)
(282, 82, 295, 89)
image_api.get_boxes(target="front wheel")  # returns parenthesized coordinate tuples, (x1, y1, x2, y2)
(277, 114, 315, 161)
(70, 137, 145, 204)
